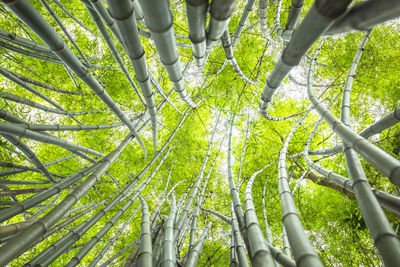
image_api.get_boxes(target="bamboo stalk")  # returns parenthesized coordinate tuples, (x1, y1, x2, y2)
(259, 0, 351, 120)
(160, 193, 177, 267)
(185, 0, 208, 67)
(244, 166, 275, 266)
(138, 0, 197, 108)
(185, 222, 212, 267)
(107, 0, 158, 151)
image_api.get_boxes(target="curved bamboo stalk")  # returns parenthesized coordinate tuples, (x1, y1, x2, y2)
(227, 117, 251, 254)
(83, 2, 145, 107)
(303, 120, 400, 217)
(0, 123, 105, 158)
(138, 0, 197, 108)
(0, 163, 99, 223)
(91, 175, 164, 267)
(216, 0, 256, 74)
(267, 243, 296, 267)
(336, 31, 400, 266)
(13, 121, 126, 132)
(259, 0, 351, 120)
(185, 221, 212, 267)
(107, 0, 158, 151)
(40, 0, 102, 83)
(293, 107, 400, 158)
(0, 66, 66, 111)
(221, 30, 256, 84)
(2, 0, 147, 156)
(244, 166, 275, 266)
(7, 70, 82, 95)
(1, 134, 56, 183)
(185, 0, 208, 67)
(0, 92, 109, 116)
(324, 0, 400, 36)
(50, 0, 100, 37)
(307, 48, 400, 187)
(278, 103, 323, 265)
(160, 193, 177, 267)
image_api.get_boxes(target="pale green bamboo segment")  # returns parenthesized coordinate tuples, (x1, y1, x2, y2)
(244, 166, 275, 266)
(185, 222, 212, 267)
(230, 228, 239, 267)
(325, 0, 400, 36)
(189, 133, 225, 250)
(50, 0, 100, 37)
(0, 28, 49, 52)
(0, 92, 108, 116)
(278, 101, 323, 266)
(227, 117, 251, 254)
(221, 30, 256, 84)
(0, 66, 65, 111)
(206, 0, 236, 50)
(0, 123, 105, 158)
(160, 194, 177, 267)
(1, 0, 147, 157)
(7, 70, 82, 95)
(1, 134, 56, 183)
(81, 0, 146, 106)
(230, 204, 250, 267)
(259, 0, 351, 120)
(0, 134, 132, 265)
(336, 31, 400, 266)
(185, 0, 208, 67)
(300, 107, 400, 158)
(138, 0, 197, 108)
(107, 0, 158, 151)
(13, 122, 125, 132)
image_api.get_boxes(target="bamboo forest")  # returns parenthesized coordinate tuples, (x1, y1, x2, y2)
(0, 0, 400, 266)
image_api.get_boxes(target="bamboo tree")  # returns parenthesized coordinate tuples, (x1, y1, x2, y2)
(206, 0, 237, 50)
(244, 166, 275, 266)
(107, 0, 159, 151)
(138, 0, 197, 108)
(184, 221, 213, 267)
(160, 193, 177, 267)
(185, 0, 208, 67)
(324, 0, 400, 36)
